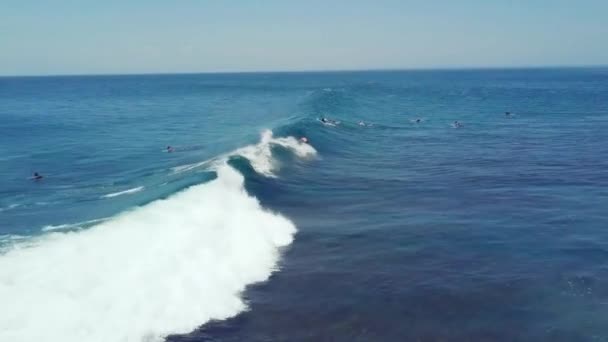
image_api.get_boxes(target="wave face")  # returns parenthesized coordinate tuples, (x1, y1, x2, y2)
(0, 164, 297, 342)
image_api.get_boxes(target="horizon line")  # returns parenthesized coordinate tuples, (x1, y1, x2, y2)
(1, 64, 606, 78)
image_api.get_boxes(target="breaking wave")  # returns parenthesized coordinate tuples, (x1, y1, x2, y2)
(0, 130, 315, 342)
(172, 129, 316, 177)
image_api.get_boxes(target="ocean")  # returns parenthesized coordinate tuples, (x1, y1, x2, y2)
(1, 68, 607, 341)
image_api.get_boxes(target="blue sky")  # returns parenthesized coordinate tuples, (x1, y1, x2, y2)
(2, 0, 607, 75)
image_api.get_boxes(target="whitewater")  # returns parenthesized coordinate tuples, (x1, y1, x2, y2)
(0, 131, 316, 342)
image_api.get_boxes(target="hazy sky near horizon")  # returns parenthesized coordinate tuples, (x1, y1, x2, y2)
(2, 0, 608, 75)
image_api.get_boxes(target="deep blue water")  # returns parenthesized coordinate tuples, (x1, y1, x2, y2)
(1, 68, 608, 341)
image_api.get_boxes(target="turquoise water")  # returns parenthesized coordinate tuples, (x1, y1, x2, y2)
(1, 68, 608, 341)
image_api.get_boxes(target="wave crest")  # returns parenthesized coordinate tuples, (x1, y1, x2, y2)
(172, 129, 316, 177)
(233, 129, 316, 176)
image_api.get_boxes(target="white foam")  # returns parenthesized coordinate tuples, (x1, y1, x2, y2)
(0, 203, 21, 212)
(234, 130, 316, 176)
(101, 186, 145, 198)
(170, 158, 220, 174)
(40, 223, 72, 231)
(0, 165, 297, 342)
(41, 218, 109, 232)
(172, 130, 316, 177)
(0, 234, 27, 242)
(0, 235, 30, 254)
(232, 130, 315, 177)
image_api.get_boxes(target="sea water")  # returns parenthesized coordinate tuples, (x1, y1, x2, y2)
(1, 68, 607, 341)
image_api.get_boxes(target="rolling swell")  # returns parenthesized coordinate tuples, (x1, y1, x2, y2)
(0, 130, 316, 342)
(278, 86, 409, 159)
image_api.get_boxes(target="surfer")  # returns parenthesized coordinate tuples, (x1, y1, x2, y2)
(453, 121, 463, 128)
(505, 111, 511, 117)
(166, 146, 174, 153)
(31, 172, 43, 180)
(300, 137, 308, 143)
(416, 119, 421, 123)
(320, 117, 338, 125)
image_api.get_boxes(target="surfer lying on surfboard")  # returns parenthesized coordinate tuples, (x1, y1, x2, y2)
(30, 172, 43, 181)
(319, 117, 340, 126)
